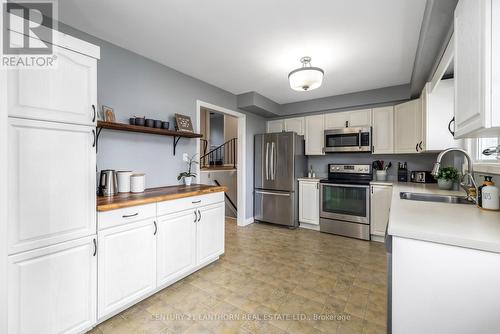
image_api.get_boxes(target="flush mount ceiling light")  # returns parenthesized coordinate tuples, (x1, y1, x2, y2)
(288, 56, 324, 91)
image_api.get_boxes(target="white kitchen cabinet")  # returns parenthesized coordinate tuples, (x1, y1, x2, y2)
(7, 45, 98, 126)
(372, 106, 394, 154)
(157, 210, 197, 287)
(98, 219, 156, 319)
(196, 202, 225, 265)
(421, 80, 460, 151)
(8, 236, 97, 334)
(267, 120, 284, 133)
(324, 109, 372, 129)
(8, 117, 96, 254)
(370, 184, 392, 241)
(304, 114, 325, 155)
(454, 0, 500, 138)
(298, 179, 320, 225)
(394, 99, 423, 153)
(284, 117, 305, 135)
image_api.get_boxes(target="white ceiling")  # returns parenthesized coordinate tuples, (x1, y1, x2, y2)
(59, 0, 427, 104)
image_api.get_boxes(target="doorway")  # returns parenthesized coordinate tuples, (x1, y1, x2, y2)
(195, 100, 247, 226)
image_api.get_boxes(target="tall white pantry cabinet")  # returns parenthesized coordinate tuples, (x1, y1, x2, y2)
(4, 31, 100, 334)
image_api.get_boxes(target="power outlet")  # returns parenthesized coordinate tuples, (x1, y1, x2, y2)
(183, 153, 189, 162)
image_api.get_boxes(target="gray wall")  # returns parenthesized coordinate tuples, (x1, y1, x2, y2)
(58, 23, 265, 219)
(209, 114, 224, 147)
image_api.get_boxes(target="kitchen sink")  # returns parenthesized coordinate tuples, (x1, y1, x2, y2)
(399, 192, 474, 205)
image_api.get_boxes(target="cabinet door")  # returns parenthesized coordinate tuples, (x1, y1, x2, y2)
(8, 118, 96, 254)
(325, 111, 349, 129)
(8, 236, 97, 334)
(197, 203, 225, 265)
(299, 181, 319, 225)
(370, 185, 392, 237)
(349, 109, 372, 127)
(394, 99, 421, 153)
(372, 106, 394, 154)
(267, 120, 284, 133)
(305, 114, 325, 155)
(284, 117, 305, 135)
(98, 219, 156, 319)
(7, 45, 97, 125)
(157, 210, 196, 287)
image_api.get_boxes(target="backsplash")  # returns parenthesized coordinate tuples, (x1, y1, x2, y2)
(307, 153, 440, 180)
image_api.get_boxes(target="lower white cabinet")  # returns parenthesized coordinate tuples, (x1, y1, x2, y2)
(196, 203, 225, 264)
(370, 184, 393, 241)
(298, 179, 320, 225)
(157, 210, 197, 287)
(98, 219, 156, 319)
(8, 236, 97, 334)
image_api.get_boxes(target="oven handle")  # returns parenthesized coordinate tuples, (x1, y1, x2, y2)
(320, 183, 370, 189)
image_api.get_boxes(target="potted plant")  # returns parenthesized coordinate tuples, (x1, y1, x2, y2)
(177, 154, 198, 186)
(435, 167, 459, 190)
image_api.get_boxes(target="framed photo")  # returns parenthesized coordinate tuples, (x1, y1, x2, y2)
(175, 113, 194, 132)
(102, 105, 115, 122)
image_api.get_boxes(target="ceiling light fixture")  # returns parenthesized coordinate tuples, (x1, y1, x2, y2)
(288, 56, 324, 91)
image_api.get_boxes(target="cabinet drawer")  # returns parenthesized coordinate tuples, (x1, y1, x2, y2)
(157, 192, 224, 217)
(98, 203, 156, 230)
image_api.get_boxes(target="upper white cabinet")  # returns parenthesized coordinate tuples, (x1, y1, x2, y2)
(298, 179, 320, 225)
(394, 99, 423, 153)
(8, 236, 97, 334)
(266, 117, 304, 135)
(98, 219, 156, 319)
(421, 80, 460, 151)
(454, 0, 500, 138)
(304, 114, 325, 155)
(8, 118, 96, 254)
(324, 109, 371, 129)
(7, 45, 97, 126)
(157, 210, 196, 287)
(372, 106, 394, 154)
(196, 203, 225, 265)
(370, 184, 392, 241)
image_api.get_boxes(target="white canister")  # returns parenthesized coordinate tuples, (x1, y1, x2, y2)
(376, 170, 388, 181)
(482, 184, 499, 210)
(130, 173, 146, 193)
(117, 171, 132, 193)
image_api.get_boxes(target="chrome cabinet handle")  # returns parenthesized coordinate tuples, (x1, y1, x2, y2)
(448, 117, 455, 136)
(197, 209, 201, 222)
(122, 212, 138, 218)
(419, 141, 423, 151)
(415, 143, 419, 152)
(194, 210, 198, 222)
(92, 105, 96, 122)
(93, 238, 97, 257)
(192, 200, 201, 204)
(92, 129, 96, 148)
(153, 221, 157, 235)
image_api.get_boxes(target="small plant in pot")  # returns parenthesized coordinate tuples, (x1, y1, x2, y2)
(435, 167, 459, 190)
(177, 154, 198, 186)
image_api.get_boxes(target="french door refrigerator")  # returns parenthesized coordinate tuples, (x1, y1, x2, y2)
(254, 132, 306, 227)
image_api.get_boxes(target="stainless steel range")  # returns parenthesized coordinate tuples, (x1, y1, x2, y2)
(319, 164, 372, 240)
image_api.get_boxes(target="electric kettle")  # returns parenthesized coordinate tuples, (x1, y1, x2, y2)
(99, 170, 118, 196)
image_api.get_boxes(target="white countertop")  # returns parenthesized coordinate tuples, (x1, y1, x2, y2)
(388, 183, 500, 253)
(297, 177, 321, 181)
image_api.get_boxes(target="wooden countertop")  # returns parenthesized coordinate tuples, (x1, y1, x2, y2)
(96, 184, 227, 211)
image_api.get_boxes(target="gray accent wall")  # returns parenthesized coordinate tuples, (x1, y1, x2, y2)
(57, 22, 265, 219)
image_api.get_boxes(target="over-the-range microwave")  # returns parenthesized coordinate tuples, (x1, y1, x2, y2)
(324, 127, 371, 153)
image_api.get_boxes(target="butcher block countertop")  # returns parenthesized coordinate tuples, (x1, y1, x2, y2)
(97, 184, 227, 211)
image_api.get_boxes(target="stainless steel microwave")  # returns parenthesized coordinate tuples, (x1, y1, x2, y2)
(324, 127, 371, 153)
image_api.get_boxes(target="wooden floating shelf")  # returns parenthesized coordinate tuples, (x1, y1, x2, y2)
(96, 121, 203, 155)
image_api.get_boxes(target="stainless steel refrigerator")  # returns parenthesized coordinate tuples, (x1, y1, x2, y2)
(254, 132, 306, 227)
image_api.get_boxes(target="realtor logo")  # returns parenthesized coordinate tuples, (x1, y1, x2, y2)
(2, 0, 57, 68)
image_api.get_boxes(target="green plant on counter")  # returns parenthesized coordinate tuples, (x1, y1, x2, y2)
(435, 167, 459, 181)
(177, 153, 199, 180)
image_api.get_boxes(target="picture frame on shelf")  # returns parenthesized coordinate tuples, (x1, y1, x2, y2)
(102, 105, 115, 122)
(175, 113, 194, 132)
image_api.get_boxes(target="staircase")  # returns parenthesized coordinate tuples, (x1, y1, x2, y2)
(201, 138, 237, 169)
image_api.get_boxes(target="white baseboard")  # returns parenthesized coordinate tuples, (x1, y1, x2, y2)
(371, 234, 385, 243)
(299, 222, 320, 231)
(239, 217, 254, 226)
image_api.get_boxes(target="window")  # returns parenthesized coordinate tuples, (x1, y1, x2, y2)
(474, 137, 500, 162)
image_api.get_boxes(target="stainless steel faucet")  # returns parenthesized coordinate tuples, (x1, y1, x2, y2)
(431, 148, 478, 202)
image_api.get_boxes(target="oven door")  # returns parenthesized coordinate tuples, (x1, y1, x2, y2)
(320, 183, 370, 224)
(324, 127, 371, 152)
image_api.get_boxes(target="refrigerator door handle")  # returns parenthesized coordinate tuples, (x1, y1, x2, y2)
(271, 141, 276, 180)
(255, 190, 291, 196)
(265, 142, 270, 180)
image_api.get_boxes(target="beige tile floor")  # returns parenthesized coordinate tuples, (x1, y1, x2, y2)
(90, 219, 387, 334)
